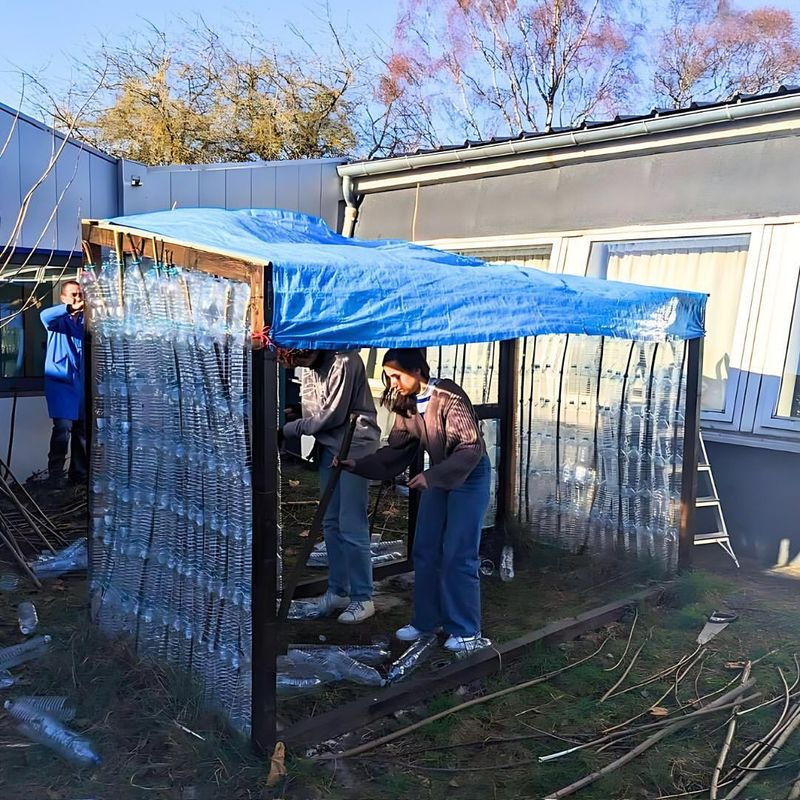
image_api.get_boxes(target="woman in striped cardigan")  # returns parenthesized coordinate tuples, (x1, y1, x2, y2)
(341, 348, 491, 652)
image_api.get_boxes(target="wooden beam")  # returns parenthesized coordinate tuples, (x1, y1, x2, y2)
(251, 313, 280, 755)
(81, 221, 266, 334)
(83, 224, 254, 282)
(679, 338, 704, 571)
(281, 585, 666, 747)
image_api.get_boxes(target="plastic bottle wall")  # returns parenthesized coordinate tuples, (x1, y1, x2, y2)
(82, 259, 256, 734)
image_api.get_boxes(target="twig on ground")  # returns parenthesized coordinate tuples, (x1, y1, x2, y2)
(724, 703, 800, 799)
(600, 633, 650, 702)
(605, 644, 703, 700)
(543, 681, 756, 800)
(540, 691, 762, 764)
(319, 635, 612, 761)
(603, 606, 638, 672)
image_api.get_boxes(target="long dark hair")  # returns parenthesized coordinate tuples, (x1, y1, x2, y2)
(381, 348, 431, 417)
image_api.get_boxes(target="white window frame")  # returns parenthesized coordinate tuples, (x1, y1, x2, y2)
(564, 223, 767, 428)
(745, 223, 800, 441)
(421, 235, 563, 273)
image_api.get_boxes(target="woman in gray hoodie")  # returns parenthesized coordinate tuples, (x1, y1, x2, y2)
(282, 350, 380, 623)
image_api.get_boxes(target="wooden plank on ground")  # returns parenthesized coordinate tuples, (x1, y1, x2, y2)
(282, 584, 667, 747)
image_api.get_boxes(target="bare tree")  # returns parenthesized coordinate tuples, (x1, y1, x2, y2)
(385, 0, 640, 140)
(36, 17, 359, 165)
(654, 0, 800, 108)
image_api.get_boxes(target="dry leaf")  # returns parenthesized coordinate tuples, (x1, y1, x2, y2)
(299, 530, 310, 538)
(288, 479, 300, 488)
(267, 741, 287, 787)
(649, 706, 669, 717)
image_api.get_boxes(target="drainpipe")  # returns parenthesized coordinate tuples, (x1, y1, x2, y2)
(341, 174, 361, 238)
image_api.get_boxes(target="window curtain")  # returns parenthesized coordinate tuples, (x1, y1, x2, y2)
(604, 237, 749, 413)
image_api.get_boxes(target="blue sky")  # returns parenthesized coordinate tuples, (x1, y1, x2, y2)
(1, 0, 798, 114)
(0, 0, 397, 110)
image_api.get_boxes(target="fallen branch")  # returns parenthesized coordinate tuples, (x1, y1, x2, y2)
(544, 681, 756, 800)
(710, 661, 752, 799)
(319, 635, 611, 761)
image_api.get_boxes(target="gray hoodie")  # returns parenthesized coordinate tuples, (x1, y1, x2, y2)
(284, 350, 380, 459)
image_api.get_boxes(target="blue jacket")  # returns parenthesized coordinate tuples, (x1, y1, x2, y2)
(41, 304, 84, 420)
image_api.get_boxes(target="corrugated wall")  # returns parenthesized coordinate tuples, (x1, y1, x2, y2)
(119, 159, 344, 229)
(0, 104, 119, 252)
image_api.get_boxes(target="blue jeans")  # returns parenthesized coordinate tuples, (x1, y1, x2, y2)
(319, 446, 373, 602)
(48, 417, 87, 481)
(412, 455, 491, 637)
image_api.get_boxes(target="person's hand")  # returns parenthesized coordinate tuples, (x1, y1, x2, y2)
(67, 297, 85, 315)
(332, 457, 355, 470)
(407, 473, 428, 491)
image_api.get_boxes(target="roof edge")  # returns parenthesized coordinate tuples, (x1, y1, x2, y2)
(339, 91, 800, 182)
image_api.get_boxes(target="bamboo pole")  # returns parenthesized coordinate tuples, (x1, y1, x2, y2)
(724, 704, 800, 800)
(544, 681, 756, 800)
(710, 661, 752, 799)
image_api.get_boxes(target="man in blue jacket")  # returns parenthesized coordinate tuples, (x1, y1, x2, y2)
(38, 280, 86, 486)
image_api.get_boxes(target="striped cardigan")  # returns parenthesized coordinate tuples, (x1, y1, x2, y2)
(350, 379, 486, 490)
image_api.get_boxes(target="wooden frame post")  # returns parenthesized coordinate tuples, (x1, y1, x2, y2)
(496, 339, 519, 532)
(678, 337, 703, 571)
(251, 266, 279, 754)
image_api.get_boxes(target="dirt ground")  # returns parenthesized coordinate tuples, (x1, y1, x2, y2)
(1, 469, 799, 800)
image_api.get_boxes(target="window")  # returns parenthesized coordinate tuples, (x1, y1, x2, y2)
(588, 235, 750, 414)
(775, 273, 800, 419)
(461, 245, 552, 271)
(0, 255, 78, 391)
(0, 283, 57, 386)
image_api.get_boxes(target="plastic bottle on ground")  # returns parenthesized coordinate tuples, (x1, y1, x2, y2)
(17, 602, 38, 635)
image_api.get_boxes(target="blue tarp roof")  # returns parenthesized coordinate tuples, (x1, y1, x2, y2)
(107, 208, 706, 347)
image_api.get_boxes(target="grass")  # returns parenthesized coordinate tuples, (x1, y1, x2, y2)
(3, 466, 800, 799)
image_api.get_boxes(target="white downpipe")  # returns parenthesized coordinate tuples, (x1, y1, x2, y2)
(341, 174, 360, 238)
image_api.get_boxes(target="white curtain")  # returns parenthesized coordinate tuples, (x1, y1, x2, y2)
(604, 237, 749, 413)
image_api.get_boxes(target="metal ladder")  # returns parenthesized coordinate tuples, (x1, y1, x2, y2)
(693, 432, 740, 567)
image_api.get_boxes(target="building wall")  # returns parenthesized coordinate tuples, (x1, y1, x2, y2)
(0, 105, 120, 479)
(119, 158, 344, 228)
(0, 103, 119, 252)
(355, 132, 800, 241)
(351, 125, 800, 566)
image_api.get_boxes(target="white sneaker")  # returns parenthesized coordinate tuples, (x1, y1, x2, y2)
(315, 592, 350, 617)
(395, 624, 442, 641)
(337, 600, 375, 624)
(443, 633, 489, 653)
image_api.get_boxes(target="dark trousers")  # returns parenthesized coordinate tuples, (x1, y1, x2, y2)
(48, 418, 87, 481)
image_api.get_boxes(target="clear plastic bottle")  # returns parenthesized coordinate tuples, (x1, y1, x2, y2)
(5, 696, 76, 722)
(387, 634, 438, 683)
(499, 545, 515, 582)
(14, 715, 101, 766)
(0, 635, 52, 670)
(17, 601, 38, 635)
